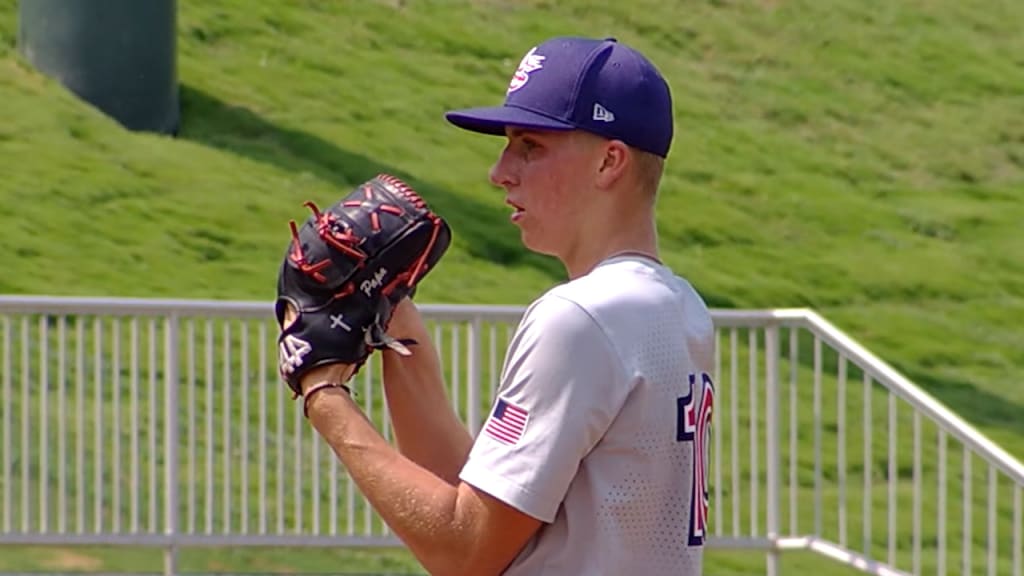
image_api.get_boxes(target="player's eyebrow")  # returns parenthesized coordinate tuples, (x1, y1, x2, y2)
(506, 127, 554, 140)
(506, 127, 531, 139)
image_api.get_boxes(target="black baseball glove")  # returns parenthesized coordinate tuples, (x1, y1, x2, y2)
(275, 174, 451, 397)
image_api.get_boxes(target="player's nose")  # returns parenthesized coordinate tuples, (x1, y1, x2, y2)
(489, 147, 517, 189)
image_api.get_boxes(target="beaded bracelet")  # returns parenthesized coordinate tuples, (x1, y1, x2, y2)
(302, 381, 352, 419)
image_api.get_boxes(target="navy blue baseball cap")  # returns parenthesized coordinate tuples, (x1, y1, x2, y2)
(445, 36, 674, 158)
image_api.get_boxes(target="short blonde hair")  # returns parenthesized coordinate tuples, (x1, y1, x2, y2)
(632, 148, 665, 197)
(571, 131, 665, 197)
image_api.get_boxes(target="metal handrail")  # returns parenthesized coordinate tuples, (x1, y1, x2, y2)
(797, 308, 1024, 486)
(2, 295, 1021, 576)
(1, 296, 1019, 484)
(0, 295, 528, 322)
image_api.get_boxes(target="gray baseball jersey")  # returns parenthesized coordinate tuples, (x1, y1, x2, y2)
(459, 254, 716, 575)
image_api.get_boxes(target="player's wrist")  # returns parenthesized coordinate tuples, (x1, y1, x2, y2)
(299, 363, 356, 395)
(301, 380, 352, 419)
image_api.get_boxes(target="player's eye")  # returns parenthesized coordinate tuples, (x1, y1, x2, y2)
(520, 138, 540, 155)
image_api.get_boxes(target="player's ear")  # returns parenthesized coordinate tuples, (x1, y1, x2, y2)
(594, 139, 630, 190)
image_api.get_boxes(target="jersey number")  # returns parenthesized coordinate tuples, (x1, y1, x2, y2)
(677, 372, 715, 547)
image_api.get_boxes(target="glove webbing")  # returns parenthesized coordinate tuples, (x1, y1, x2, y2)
(374, 174, 446, 293)
(284, 176, 445, 356)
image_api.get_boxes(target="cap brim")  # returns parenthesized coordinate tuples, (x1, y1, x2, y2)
(445, 105, 576, 136)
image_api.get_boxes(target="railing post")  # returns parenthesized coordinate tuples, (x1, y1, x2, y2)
(164, 313, 180, 576)
(467, 317, 482, 437)
(765, 325, 781, 576)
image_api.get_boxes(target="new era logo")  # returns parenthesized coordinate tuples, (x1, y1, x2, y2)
(593, 103, 615, 122)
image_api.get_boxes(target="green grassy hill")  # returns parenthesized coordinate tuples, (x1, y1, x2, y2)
(1, 0, 1022, 574)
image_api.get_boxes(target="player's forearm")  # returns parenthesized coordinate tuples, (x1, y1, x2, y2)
(305, 390, 501, 576)
(380, 300, 473, 484)
(381, 345, 473, 485)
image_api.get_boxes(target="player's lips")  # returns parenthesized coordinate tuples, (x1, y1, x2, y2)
(506, 199, 525, 223)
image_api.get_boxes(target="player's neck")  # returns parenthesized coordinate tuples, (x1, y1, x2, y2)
(561, 209, 659, 280)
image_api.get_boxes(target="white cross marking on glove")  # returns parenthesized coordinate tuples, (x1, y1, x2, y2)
(330, 314, 352, 332)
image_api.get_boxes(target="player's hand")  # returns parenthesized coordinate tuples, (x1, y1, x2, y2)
(281, 302, 357, 397)
(273, 174, 451, 400)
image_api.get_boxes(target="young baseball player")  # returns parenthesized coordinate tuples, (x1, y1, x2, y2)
(292, 36, 716, 575)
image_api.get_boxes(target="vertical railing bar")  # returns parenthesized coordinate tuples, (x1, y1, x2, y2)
(862, 372, 871, 558)
(714, 328, 722, 534)
(294, 364, 303, 535)
(963, 446, 972, 576)
(1, 316, 10, 533)
(1014, 484, 1021, 576)
(987, 466, 997, 576)
(505, 322, 514, 391)
(39, 315, 49, 533)
(21, 317, 31, 532)
(730, 328, 739, 537)
(204, 320, 214, 535)
(112, 319, 121, 533)
(378, 350, 389, 537)
(383, 353, 392, 445)
(131, 317, 140, 533)
(186, 320, 196, 534)
(93, 317, 104, 533)
(468, 318, 482, 438)
(749, 329, 759, 537)
(382, 343, 391, 523)
(938, 429, 947, 576)
(330, 444, 338, 537)
(258, 322, 267, 535)
(912, 411, 921, 576)
(149, 318, 158, 533)
(813, 336, 822, 537)
(276, 350, 285, 535)
(837, 355, 847, 547)
(75, 317, 85, 534)
(347, 447, 355, 535)
(163, 313, 181, 576)
(240, 323, 250, 534)
(788, 327, 797, 536)
(377, 353, 391, 537)
(364, 360, 374, 536)
(57, 316, 67, 533)
(887, 389, 897, 566)
(451, 323, 461, 421)
(765, 326, 780, 576)
(488, 323, 498, 406)
(434, 322, 443, 398)
(312, 400, 321, 536)
(346, 354, 355, 536)
(223, 322, 232, 535)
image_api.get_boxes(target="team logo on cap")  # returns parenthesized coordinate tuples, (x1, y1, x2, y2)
(507, 47, 545, 93)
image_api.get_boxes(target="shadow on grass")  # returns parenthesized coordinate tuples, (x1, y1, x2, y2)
(900, 367, 1024, 441)
(778, 332, 1024, 445)
(175, 84, 563, 282)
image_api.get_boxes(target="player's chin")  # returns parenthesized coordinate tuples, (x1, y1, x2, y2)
(518, 229, 558, 257)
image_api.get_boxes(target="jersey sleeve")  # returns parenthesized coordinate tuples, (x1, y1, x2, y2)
(458, 293, 634, 523)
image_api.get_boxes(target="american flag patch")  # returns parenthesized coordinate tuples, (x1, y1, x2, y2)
(483, 398, 529, 445)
